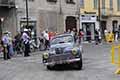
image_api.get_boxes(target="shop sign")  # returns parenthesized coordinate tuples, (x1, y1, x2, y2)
(80, 15, 96, 21)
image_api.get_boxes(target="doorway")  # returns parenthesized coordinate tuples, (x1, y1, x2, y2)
(82, 23, 95, 41)
(101, 21, 107, 39)
(112, 20, 118, 39)
(65, 16, 77, 31)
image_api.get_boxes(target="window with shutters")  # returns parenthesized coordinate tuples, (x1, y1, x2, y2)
(46, 0, 57, 3)
(66, 0, 75, 4)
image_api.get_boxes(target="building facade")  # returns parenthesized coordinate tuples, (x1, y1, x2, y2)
(80, 0, 120, 40)
(0, 0, 16, 38)
(15, 0, 80, 37)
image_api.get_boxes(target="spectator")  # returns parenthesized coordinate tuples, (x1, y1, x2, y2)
(8, 32, 14, 56)
(43, 30, 50, 50)
(98, 29, 102, 43)
(2, 31, 11, 60)
(115, 31, 118, 42)
(13, 33, 22, 54)
(95, 29, 99, 45)
(78, 29, 84, 44)
(0, 40, 3, 54)
(71, 28, 77, 42)
(66, 29, 71, 34)
(104, 29, 108, 42)
(21, 29, 30, 57)
(86, 30, 91, 43)
(39, 33, 45, 51)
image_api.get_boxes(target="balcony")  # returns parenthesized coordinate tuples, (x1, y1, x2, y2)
(0, 0, 15, 7)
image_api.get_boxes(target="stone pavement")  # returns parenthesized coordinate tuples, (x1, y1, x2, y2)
(0, 43, 120, 80)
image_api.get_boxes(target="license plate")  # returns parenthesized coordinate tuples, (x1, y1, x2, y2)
(56, 61, 62, 64)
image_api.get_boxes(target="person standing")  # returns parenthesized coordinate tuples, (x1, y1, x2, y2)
(71, 28, 77, 42)
(13, 33, 22, 54)
(86, 30, 91, 43)
(0, 40, 3, 54)
(66, 29, 71, 34)
(8, 32, 14, 56)
(115, 31, 118, 42)
(98, 29, 102, 43)
(104, 29, 108, 42)
(95, 29, 99, 45)
(43, 30, 50, 50)
(78, 29, 84, 44)
(2, 31, 11, 60)
(39, 33, 45, 51)
(21, 29, 30, 57)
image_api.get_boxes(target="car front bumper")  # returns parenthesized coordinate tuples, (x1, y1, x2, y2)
(44, 58, 80, 66)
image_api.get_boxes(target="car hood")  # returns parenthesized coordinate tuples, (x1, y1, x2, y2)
(50, 43, 74, 49)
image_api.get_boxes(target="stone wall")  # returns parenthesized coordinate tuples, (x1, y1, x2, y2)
(16, 0, 79, 36)
(0, 7, 16, 37)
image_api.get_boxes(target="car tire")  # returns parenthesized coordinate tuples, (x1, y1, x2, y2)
(77, 59, 83, 70)
(77, 53, 83, 70)
(47, 65, 53, 70)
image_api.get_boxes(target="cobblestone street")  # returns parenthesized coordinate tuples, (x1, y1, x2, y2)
(0, 43, 120, 80)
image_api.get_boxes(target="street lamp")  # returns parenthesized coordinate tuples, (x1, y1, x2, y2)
(59, 0, 62, 15)
(0, 18, 4, 37)
(76, 0, 80, 31)
(15, 5, 18, 32)
(25, 0, 29, 29)
(98, 0, 103, 38)
(98, 0, 101, 28)
(57, 0, 63, 33)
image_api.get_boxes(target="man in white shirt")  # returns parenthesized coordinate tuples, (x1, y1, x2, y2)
(21, 29, 30, 57)
(43, 30, 49, 50)
(98, 29, 102, 43)
(44, 31, 49, 41)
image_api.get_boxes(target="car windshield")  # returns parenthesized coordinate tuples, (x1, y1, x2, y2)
(51, 35, 73, 45)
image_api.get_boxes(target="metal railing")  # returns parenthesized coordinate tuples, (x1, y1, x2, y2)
(111, 44, 120, 74)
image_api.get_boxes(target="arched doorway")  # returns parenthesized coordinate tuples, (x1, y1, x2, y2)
(65, 16, 77, 31)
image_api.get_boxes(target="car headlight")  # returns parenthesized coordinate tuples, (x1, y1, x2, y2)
(72, 48, 78, 55)
(43, 53, 49, 59)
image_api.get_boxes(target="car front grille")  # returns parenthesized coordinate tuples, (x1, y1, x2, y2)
(47, 53, 74, 62)
(55, 48, 64, 54)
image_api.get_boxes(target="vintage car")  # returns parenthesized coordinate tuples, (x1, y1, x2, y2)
(42, 33, 83, 70)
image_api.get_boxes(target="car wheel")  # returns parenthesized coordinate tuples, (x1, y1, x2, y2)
(47, 65, 53, 70)
(76, 53, 83, 70)
(77, 59, 83, 70)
